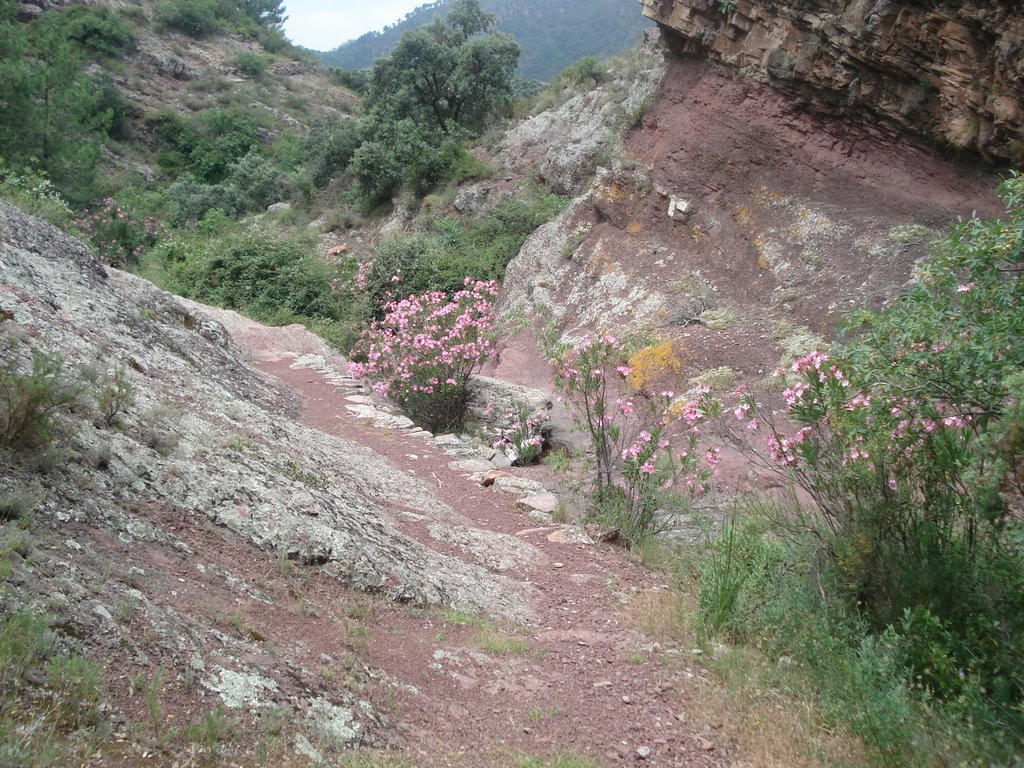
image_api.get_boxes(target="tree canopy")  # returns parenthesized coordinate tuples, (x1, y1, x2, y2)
(364, 0, 519, 135)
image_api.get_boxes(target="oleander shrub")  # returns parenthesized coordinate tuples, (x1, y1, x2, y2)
(349, 280, 497, 433)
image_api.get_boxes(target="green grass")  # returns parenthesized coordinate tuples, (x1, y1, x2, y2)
(0, 611, 107, 765)
(442, 608, 488, 629)
(474, 626, 531, 656)
(511, 753, 603, 768)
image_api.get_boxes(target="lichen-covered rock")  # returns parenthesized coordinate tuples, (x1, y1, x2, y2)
(497, 36, 666, 195)
(0, 202, 534, 748)
(641, 0, 1024, 164)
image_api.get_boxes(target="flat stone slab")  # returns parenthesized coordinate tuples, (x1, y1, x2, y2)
(516, 491, 559, 514)
(433, 434, 468, 447)
(449, 459, 495, 473)
(373, 413, 414, 429)
(547, 526, 594, 545)
(493, 476, 547, 496)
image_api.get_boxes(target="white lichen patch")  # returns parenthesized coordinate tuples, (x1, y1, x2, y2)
(205, 667, 279, 709)
(305, 697, 360, 747)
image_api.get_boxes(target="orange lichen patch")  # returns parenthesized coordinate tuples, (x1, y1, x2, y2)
(732, 204, 753, 228)
(626, 220, 644, 236)
(627, 340, 682, 392)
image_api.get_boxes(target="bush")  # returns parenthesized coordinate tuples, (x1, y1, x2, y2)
(360, 186, 568, 316)
(154, 0, 222, 37)
(188, 108, 261, 184)
(485, 402, 548, 466)
(61, 5, 136, 57)
(0, 164, 75, 230)
(303, 116, 361, 188)
(164, 174, 240, 225)
(76, 197, 166, 268)
(349, 280, 497, 433)
(226, 149, 283, 211)
(155, 225, 354, 326)
(706, 173, 1024, 764)
(0, 350, 78, 450)
(542, 333, 718, 547)
(231, 50, 267, 78)
(558, 55, 606, 87)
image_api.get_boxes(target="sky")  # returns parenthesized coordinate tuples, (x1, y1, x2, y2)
(282, 0, 429, 51)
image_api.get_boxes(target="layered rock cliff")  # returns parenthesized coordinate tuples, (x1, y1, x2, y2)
(641, 0, 1023, 164)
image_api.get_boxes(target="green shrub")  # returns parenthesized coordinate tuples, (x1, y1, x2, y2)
(231, 50, 267, 78)
(559, 55, 606, 87)
(61, 5, 136, 57)
(0, 351, 78, 450)
(95, 365, 134, 427)
(226, 149, 283, 211)
(154, 0, 222, 37)
(156, 226, 353, 324)
(45, 655, 103, 729)
(0, 164, 75, 231)
(303, 116, 361, 188)
(704, 174, 1024, 765)
(361, 186, 568, 315)
(164, 174, 240, 225)
(188, 108, 261, 184)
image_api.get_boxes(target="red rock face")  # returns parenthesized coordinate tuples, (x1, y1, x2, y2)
(641, 0, 1024, 165)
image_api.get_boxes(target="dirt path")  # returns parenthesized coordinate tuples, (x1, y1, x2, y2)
(208, 314, 727, 767)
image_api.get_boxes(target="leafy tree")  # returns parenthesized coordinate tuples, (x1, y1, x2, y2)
(0, 3, 112, 202)
(235, 0, 286, 29)
(364, 0, 519, 136)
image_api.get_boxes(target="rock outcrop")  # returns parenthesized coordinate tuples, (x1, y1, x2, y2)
(0, 202, 532, 748)
(641, 0, 1024, 164)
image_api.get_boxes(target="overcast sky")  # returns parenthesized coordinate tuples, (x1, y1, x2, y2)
(282, 0, 428, 51)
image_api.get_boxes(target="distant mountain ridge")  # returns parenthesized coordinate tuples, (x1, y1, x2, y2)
(318, 0, 653, 81)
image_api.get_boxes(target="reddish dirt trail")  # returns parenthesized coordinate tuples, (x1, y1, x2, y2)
(228, 323, 728, 766)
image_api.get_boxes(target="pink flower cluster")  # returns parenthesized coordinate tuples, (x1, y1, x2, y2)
(77, 197, 167, 268)
(765, 427, 812, 467)
(349, 279, 497, 430)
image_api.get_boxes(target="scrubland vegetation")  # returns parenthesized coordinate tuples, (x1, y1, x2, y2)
(1, 0, 1022, 762)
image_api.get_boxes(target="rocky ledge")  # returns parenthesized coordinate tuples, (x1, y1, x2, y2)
(641, 0, 1023, 164)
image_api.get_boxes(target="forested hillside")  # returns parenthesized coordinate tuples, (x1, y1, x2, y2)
(318, 0, 652, 81)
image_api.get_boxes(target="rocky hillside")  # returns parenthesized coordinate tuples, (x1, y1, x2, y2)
(0, 201, 534, 759)
(484, 12, 1005, 403)
(640, 0, 1024, 165)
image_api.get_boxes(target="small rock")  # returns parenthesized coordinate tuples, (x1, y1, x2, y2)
(547, 527, 594, 545)
(695, 737, 715, 752)
(490, 451, 513, 469)
(24, 668, 47, 686)
(622, 695, 632, 704)
(449, 459, 493, 473)
(593, 680, 612, 688)
(516, 492, 559, 515)
(553, 562, 565, 569)
(480, 469, 513, 487)
(492, 476, 546, 496)
(636, 745, 651, 759)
